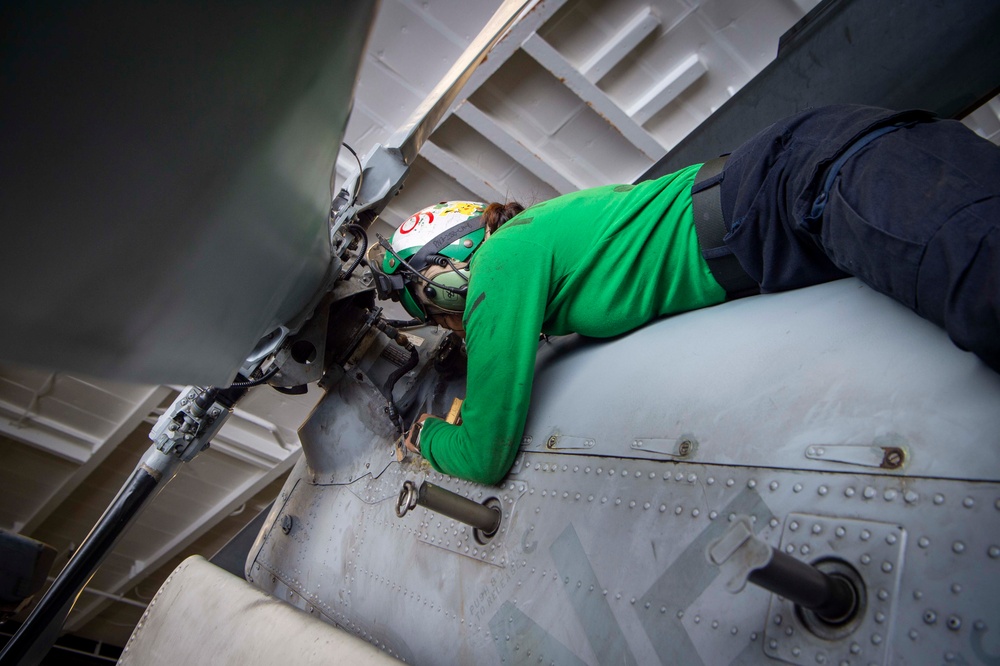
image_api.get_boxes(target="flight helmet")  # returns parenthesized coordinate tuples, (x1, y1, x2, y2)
(369, 201, 486, 321)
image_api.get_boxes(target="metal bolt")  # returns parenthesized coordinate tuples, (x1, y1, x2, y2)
(678, 439, 692, 456)
(947, 615, 962, 631)
(882, 448, 903, 468)
(281, 515, 294, 535)
(924, 610, 937, 625)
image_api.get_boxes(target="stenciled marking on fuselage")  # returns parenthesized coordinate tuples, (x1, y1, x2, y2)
(488, 487, 774, 665)
(549, 524, 639, 665)
(489, 601, 587, 666)
(471, 557, 526, 625)
(636, 487, 774, 665)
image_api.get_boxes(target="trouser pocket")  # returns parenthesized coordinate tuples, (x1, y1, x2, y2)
(819, 180, 924, 310)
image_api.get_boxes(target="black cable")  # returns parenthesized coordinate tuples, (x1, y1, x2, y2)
(373, 317, 419, 434)
(385, 318, 423, 329)
(341, 223, 368, 280)
(439, 255, 470, 283)
(375, 234, 467, 296)
(342, 142, 364, 207)
(227, 365, 279, 389)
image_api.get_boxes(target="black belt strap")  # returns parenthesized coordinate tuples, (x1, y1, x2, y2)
(691, 156, 758, 299)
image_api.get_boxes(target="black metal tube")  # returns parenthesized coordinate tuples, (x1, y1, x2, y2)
(416, 483, 501, 535)
(0, 467, 161, 666)
(748, 549, 857, 623)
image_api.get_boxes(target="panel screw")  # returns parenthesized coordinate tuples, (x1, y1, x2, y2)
(547, 436, 557, 448)
(281, 515, 294, 535)
(678, 439, 692, 456)
(882, 448, 904, 468)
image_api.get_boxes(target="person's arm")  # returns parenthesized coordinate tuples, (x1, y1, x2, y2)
(418, 237, 551, 485)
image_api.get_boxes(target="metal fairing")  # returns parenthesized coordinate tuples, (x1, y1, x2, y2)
(247, 279, 1000, 665)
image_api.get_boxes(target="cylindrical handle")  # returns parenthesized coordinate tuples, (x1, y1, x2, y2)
(748, 550, 858, 623)
(410, 482, 501, 536)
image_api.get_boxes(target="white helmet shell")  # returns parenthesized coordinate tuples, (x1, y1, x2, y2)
(389, 201, 485, 259)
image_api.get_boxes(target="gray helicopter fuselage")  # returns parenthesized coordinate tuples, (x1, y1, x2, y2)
(246, 279, 1000, 665)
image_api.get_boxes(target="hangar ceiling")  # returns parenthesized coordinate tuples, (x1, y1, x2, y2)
(2, 0, 998, 658)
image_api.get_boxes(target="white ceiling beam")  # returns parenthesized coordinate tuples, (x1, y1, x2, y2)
(627, 53, 706, 125)
(580, 7, 660, 83)
(454, 102, 580, 194)
(0, 398, 100, 463)
(208, 411, 300, 469)
(63, 450, 301, 632)
(419, 142, 507, 203)
(521, 34, 665, 159)
(16, 385, 172, 536)
(460, 0, 571, 97)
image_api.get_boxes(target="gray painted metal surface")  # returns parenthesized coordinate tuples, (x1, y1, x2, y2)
(0, 2, 377, 385)
(248, 280, 1000, 665)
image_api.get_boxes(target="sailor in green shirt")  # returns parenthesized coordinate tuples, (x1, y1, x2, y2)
(370, 104, 1000, 486)
(371, 166, 725, 485)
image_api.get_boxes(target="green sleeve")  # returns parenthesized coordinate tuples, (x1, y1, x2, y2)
(419, 236, 551, 485)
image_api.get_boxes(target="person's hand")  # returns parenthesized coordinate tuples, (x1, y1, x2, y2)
(404, 413, 433, 453)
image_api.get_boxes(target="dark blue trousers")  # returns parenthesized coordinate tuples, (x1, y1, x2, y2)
(717, 105, 1000, 372)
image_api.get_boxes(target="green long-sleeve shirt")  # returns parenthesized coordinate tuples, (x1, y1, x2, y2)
(419, 165, 726, 484)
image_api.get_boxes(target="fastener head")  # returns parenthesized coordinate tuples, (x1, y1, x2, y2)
(882, 447, 904, 468)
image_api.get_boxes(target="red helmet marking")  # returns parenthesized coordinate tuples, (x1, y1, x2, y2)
(399, 211, 434, 235)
